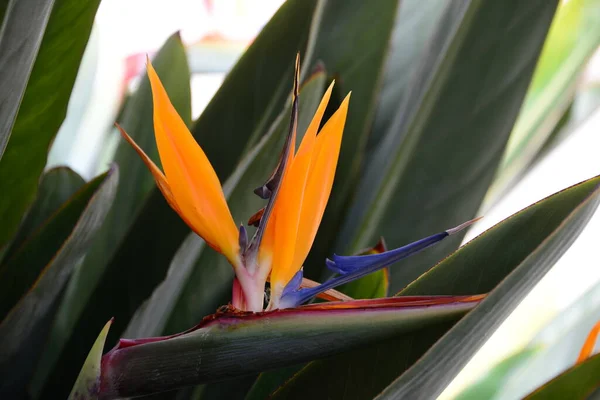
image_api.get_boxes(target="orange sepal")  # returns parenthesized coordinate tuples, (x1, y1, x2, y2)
(144, 60, 239, 264)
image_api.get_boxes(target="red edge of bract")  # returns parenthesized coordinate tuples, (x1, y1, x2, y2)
(109, 295, 485, 351)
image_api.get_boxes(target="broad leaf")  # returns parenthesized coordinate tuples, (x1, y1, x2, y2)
(272, 174, 600, 400)
(0, 167, 118, 397)
(0, 171, 102, 320)
(303, 0, 399, 279)
(99, 297, 481, 399)
(365, 0, 447, 156)
(0, 0, 53, 158)
(1, 166, 85, 262)
(39, 2, 318, 395)
(0, 0, 100, 247)
(68, 319, 112, 400)
(32, 35, 192, 395)
(377, 176, 600, 399)
(338, 0, 559, 293)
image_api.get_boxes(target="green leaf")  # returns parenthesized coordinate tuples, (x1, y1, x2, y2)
(0, 0, 54, 159)
(338, 0, 559, 293)
(124, 70, 327, 338)
(31, 33, 191, 395)
(0, 0, 100, 248)
(303, 0, 399, 280)
(68, 319, 112, 400)
(39, 2, 319, 395)
(488, 0, 600, 204)
(273, 174, 600, 400)
(453, 348, 541, 400)
(1, 166, 85, 262)
(365, 0, 447, 155)
(0, 170, 99, 321)
(0, 167, 118, 397)
(377, 175, 600, 399)
(523, 352, 600, 400)
(99, 297, 480, 398)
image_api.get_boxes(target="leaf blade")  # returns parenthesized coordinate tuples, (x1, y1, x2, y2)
(99, 297, 481, 399)
(339, 0, 560, 293)
(0, 0, 101, 247)
(0, 167, 118, 397)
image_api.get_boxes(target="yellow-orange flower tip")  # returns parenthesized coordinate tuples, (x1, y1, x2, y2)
(266, 91, 351, 306)
(115, 123, 180, 213)
(121, 60, 240, 267)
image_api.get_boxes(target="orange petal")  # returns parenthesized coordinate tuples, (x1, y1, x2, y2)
(257, 55, 301, 274)
(117, 123, 205, 241)
(268, 87, 340, 293)
(116, 123, 178, 211)
(269, 128, 316, 293)
(290, 93, 350, 274)
(577, 320, 600, 364)
(146, 60, 239, 264)
(295, 80, 334, 157)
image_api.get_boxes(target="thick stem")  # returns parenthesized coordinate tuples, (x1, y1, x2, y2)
(235, 264, 267, 312)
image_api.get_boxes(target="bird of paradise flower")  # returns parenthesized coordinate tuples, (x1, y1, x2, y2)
(117, 54, 479, 312)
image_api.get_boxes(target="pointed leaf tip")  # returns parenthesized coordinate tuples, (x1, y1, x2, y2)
(68, 319, 112, 400)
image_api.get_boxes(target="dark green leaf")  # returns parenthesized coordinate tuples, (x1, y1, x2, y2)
(68, 319, 112, 400)
(338, 0, 559, 293)
(273, 174, 600, 400)
(0, 0, 54, 159)
(0, 167, 118, 397)
(0, 0, 100, 247)
(99, 297, 480, 399)
(2, 166, 85, 262)
(39, 2, 319, 395)
(0, 170, 99, 320)
(377, 176, 600, 399)
(303, 0, 399, 280)
(523, 352, 600, 400)
(32, 33, 191, 395)
(365, 0, 447, 155)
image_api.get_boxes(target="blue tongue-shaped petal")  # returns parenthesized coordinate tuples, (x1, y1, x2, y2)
(280, 218, 481, 309)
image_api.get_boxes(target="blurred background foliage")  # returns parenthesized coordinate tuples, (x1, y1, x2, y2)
(1, 0, 600, 398)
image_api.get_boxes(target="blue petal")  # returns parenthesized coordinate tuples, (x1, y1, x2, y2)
(280, 218, 480, 309)
(326, 232, 447, 275)
(282, 269, 303, 298)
